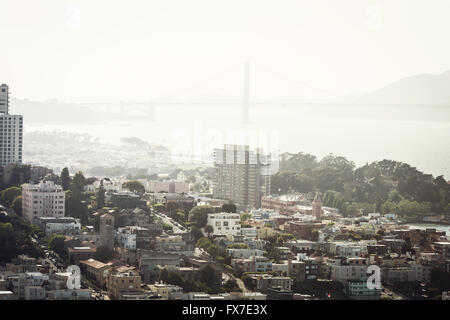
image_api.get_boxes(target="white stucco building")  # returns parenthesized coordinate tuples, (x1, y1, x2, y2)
(22, 181, 65, 224)
(116, 226, 137, 250)
(207, 212, 241, 236)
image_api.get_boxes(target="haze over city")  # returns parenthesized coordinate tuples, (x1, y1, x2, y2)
(2, 0, 450, 101)
(0, 1, 450, 306)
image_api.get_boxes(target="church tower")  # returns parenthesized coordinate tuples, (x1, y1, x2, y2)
(312, 191, 322, 221)
(100, 213, 115, 250)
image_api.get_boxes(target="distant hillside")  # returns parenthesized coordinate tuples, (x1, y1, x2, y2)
(356, 70, 450, 105)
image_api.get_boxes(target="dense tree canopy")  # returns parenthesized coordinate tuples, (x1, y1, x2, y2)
(272, 153, 450, 218)
(222, 202, 237, 213)
(60, 167, 71, 191)
(11, 196, 22, 216)
(122, 180, 145, 193)
(48, 234, 66, 256)
(188, 205, 214, 227)
(1, 187, 22, 207)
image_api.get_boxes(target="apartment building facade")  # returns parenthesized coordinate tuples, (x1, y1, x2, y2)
(0, 84, 23, 167)
(213, 145, 271, 209)
(22, 181, 65, 224)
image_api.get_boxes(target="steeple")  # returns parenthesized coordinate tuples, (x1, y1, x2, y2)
(312, 191, 322, 221)
(313, 191, 322, 203)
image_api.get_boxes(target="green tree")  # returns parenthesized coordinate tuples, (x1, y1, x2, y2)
(191, 225, 203, 241)
(166, 202, 181, 215)
(196, 237, 212, 249)
(1, 186, 21, 207)
(11, 196, 22, 216)
(153, 203, 165, 213)
(97, 180, 105, 209)
(122, 180, 145, 193)
(240, 213, 252, 222)
(48, 234, 66, 256)
(199, 265, 217, 289)
(187, 175, 196, 184)
(65, 190, 89, 225)
(430, 268, 450, 292)
(279, 152, 318, 172)
(223, 279, 241, 292)
(95, 246, 115, 262)
(0, 222, 15, 261)
(71, 171, 86, 192)
(60, 167, 71, 191)
(188, 205, 214, 227)
(293, 280, 348, 300)
(388, 190, 402, 202)
(204, 225, 214, 238)
(222, 202, 237, 213)
(206, 244, 220, 257)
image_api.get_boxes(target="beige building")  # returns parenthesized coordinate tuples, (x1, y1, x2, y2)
(147, 181, 189, 194)
(22, 181, 65, 224)
(80, 259, 112, 287)
(106, 266, 142, 300)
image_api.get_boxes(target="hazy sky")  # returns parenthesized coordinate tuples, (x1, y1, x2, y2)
(1, 0, 450, 101)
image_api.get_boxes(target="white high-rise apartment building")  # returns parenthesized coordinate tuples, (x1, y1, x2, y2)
(0, 84, 23, 166)
(0, 83, 10, 114)
(22, 181, 66, 224)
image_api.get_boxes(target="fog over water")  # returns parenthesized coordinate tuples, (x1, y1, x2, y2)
(3, 1, 450, 177)
(25, 104, 450, 178)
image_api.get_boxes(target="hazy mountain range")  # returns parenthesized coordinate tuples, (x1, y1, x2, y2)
(353, 70, 450, 106)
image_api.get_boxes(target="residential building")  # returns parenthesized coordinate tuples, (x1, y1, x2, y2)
(347, 280, 381, 300)
(154, 235, 195, 256)
(261, 195, 302, 215)
(22, 181, 65, 224)
(328, 257, 368, 284)
(0, 83, 9, 114)
(46, 289, 91, 300)
(207, 212, 241, 237)
(148, 282, 184, 300)
(116, 227, 137, 250)
(433, 242, 450, 260)
(137, 251, 181, 283)
(147, 181, 189, 194)
(106, 191, 146, 209)
(226, 248, 265, 259)
(0, 84, 23, 166)
(241, 227, 257, 238)
(80, 259, 112, 287)
(38, 217, 81, 236)
(106, 266, 142, 300)
(67, 246, 97, 264)
(246, 274, 293, 294)
(213, 145, 272, 209)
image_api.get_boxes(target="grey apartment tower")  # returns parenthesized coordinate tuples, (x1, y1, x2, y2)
(213, 145, 272, 210)
(0, 84, 23, 166)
